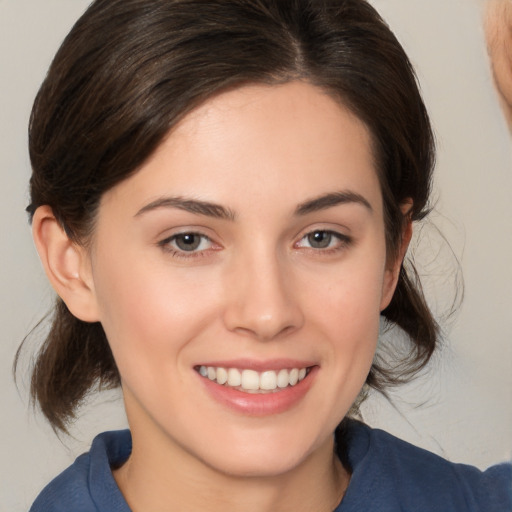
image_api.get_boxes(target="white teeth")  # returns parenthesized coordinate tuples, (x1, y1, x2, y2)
(260, 370, 277, 390)
(198, 365, 309, 392)
(227, 368, 242, 386)
(277, 369, 289, 388)
(216, 367, 228, 385)
(241, 370, 259, 390)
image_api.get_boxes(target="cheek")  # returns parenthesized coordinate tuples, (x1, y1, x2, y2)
(304, 252, 386, 360)
(91, 252, 219, 372)
(296, 265, 383, 429)
(326, 251, 386, 316)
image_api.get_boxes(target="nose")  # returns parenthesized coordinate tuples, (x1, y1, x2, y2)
(222, 249, 304, 341)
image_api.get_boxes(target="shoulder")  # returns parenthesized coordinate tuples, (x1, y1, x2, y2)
(29, 430, 132, 512)
(339, 420, 512, 512)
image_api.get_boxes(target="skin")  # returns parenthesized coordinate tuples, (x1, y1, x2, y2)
(33, 82, 410, 512)
(484, 0, 512, 129)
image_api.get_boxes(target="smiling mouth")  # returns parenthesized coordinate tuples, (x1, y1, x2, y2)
(195, 366, 312, 394)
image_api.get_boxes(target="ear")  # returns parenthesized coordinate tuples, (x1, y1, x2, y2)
(32, 206, 100, 322)
(380, 200, 413, 311)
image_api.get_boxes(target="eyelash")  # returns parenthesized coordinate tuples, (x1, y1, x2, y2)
(158, 232, 215, 259)
(158, 229, 351, 259)
(295, 230, 351, 254)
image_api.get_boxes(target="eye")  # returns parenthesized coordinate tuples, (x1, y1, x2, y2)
(296, 230, 350, 250)
(305, 231, 334, 249)
(159, 232, 213, 254)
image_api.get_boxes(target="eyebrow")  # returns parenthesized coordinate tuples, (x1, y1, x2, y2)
(135, 190, 372, 220)
(135, 196, 236, 221)
(294, 191, 373, 216)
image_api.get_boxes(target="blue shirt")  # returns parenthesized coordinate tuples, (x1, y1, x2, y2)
(30, 420, 512, 511)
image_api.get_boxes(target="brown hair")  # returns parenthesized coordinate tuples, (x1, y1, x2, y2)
(19, 0, 437, 432)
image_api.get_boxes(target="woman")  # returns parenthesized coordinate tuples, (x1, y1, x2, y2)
(20, 0, 511, 510)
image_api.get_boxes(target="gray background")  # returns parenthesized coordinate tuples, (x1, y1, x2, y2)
(1, 0, 511, 508)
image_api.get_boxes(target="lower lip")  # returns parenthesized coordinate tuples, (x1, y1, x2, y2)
(198, 367, 317, 416)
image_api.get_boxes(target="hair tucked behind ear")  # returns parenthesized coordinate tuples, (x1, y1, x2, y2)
(17, 299, 119, 433)
(18, 0, 440, 432)
(372, 266, 439, 388)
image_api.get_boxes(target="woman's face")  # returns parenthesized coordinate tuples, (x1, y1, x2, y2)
(85, 82, 400, 477)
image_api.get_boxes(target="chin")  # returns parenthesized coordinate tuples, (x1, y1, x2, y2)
(202, 447, 311, 479)
(189, 423, 333, 479)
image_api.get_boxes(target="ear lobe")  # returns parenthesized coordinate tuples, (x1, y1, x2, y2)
(380, 201, 414, 311)
(32, 206, 100, 322)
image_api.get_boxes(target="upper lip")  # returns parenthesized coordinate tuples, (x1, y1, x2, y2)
(194, 358, 317, 372)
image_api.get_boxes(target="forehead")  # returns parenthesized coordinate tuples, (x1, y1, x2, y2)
(171, 81, 373, 163)
(101, 81, 382, 217)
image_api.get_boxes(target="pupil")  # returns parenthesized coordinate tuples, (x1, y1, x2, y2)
(176, 234, 200, 251)
(308, 231, 331, 248)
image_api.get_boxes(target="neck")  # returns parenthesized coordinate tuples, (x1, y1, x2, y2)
(114, 421, 349, 512)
